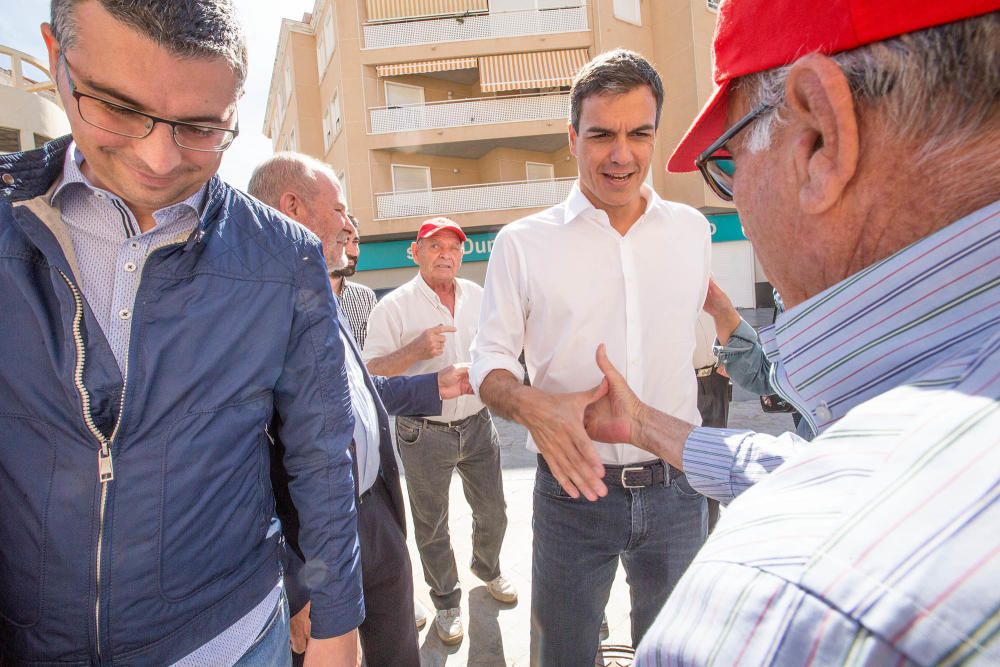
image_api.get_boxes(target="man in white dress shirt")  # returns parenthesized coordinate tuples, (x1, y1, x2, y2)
(470, 50, 712, 664)
(365, 218, 516, 647)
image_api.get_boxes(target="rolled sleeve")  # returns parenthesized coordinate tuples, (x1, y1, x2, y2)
(716, 319, 775, 396)
(683, 427, 809, 505)
(274, 238, 364, 638)
(470, 231, 529, 394)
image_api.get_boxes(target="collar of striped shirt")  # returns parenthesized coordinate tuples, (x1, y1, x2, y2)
(760, 199, 1000, 436)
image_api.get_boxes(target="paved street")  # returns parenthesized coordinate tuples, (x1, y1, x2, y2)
(397, 398, 794, 666)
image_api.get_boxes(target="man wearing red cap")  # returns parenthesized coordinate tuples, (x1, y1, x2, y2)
(577, 2, 1000, 663)
(365, 217, 516, 647)
(471, 50, 713, 664)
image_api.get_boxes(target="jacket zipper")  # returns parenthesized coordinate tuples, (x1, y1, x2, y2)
(56, 268, 128, 663)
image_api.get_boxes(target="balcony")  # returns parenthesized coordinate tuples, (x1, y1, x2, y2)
(370, 92, 569, 134)
(375, 177, 575, 219)
(363, 5, 588, 50)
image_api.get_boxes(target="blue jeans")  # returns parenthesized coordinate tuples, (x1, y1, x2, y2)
(530, 463, 707, 666)
(234, 591, 292, 667)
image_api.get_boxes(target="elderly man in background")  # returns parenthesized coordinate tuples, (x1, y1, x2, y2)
(364, 217, 516, 647)
(249, 154, 472, 666)
(577, 1, 1000, 663)
(471, 50, 711, 664)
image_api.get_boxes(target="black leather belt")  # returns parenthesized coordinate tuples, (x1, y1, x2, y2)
(695, 364, 717, 378)
(537, 455, 681, 489)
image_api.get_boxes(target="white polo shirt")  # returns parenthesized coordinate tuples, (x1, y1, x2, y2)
(470, 182, 711, 465)
(364, 274, 486, 422)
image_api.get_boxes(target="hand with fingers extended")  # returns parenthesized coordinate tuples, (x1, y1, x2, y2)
(437, 363, 473, 399)
(583, 344, 647, 445)
(522, 383, 610, 502)
(407, 324, 457, 360)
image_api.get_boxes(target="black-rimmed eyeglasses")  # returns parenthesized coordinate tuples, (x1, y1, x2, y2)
(695, 103, 773, 202)
(59, 53, 239, 152)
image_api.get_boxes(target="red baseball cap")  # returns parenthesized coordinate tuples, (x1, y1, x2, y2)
(667, 0, 998, 172)
(416, 217, 468, 242)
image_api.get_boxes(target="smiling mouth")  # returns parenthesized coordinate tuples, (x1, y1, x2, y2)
(603, 172, 634, 183)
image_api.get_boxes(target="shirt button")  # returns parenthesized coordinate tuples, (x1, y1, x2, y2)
(124, 261, 137, 273)
(815, 401, 833, 422)
(118, 309, 131, 320)
(94, 191, 105, 199)
(130, 242, 139, 250)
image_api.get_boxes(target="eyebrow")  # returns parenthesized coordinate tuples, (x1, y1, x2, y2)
(77, 73, 233, 125)
(585, 124, 655, 135)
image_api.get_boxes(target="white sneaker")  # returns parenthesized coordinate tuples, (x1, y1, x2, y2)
(486, 574, 518, 603)
(435, 607, 464, 645)
(414, 599, 429, 631)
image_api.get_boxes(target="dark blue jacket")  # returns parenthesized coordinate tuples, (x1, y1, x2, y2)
(0, 138, 361, 664)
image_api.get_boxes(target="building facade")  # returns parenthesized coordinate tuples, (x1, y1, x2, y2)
(0, 45, 70, 155)
(264, 0, 769, 306)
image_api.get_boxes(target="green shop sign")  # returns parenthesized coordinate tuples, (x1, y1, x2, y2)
(357, 214, 746, 272)
(357, 232, 497, 272)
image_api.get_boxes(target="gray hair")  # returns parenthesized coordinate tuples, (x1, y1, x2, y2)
(51, 0, 248, 90)
(570, 49, 664, 131)
(734, 12, 1000, 171)
(247, 152, 341, 209)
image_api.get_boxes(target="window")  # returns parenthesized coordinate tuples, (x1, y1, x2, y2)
(332, 91, 343, 136)
(316, 7, 336, 75)
(525, 162, 555, 181)
(275, 77, 286, 126)
(392, 164, 431, 192)
(0, 127, 20, 153)
(33, 133, 53, 149)
(284, 60, 294, 105)
(384, 81, 425, 108)
(323, 106, 332, 151)
(337, 170, 349, 205)
(613, 0, 641, 25)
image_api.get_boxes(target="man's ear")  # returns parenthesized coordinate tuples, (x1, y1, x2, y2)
(278, 191, 303, 221)
(41, 23, 61, 92)
(783, 54, 860, 215)
(567, 121, 578, 158)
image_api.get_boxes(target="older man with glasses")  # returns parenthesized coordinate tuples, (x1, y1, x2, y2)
(575, 0, 1000, 663)
(0, 1, 365, 665)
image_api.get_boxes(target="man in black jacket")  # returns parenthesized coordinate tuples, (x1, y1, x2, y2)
(249, 152, 471, 666)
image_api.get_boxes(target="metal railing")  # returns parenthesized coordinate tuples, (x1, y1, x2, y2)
(363, 5, 588, 49)
(375, 176, 575, 219)
(369, 91, 569, 134)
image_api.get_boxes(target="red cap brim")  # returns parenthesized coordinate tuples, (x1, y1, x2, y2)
(666, 81, 732, 174)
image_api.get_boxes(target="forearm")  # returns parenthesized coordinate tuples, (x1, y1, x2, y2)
(365, 345, 418, 377)
(305, 629, 361, 667)
(478, 369, 543, 425)
(712, 308, 743, 345)
(630, 404, 696, 471)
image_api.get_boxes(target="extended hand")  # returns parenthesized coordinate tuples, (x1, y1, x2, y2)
(438, 363, 473, 399)
(524, 383, 609, 501)
(408, 324, 457, 360)
(584, 344, 645, 445)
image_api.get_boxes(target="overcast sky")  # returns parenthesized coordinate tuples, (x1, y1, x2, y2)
(1, 0, 315, 190)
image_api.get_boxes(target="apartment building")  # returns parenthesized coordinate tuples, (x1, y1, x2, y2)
(264, 0, 768, 306)
(0, 45, 69, 154)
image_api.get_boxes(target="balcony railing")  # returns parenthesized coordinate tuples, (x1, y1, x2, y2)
(375, 177, 575, 219)
(363, 5, 588, 50)
(370, 92, 569, 134)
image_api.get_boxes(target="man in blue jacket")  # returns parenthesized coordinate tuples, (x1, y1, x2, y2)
(249, 152, 473, 666)
(0, 1, 362, 664)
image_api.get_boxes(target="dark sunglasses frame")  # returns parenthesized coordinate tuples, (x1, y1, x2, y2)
(59, 52, 239, 152)
(695, 102, 773, 201)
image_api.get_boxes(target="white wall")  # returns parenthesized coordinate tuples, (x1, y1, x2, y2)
(711, 240, 756, 308)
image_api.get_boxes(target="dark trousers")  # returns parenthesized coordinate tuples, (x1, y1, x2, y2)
(696, 370, 730, 531)
(357, 475, 420, 667)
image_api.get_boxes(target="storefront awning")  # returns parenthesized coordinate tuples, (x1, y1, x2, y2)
(376, 57, 478, 78)
(479, 49, 590, 93)
(366, 0, 488, 23)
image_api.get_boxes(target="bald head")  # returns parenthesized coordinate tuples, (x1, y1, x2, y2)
(249, 152, 351, 271)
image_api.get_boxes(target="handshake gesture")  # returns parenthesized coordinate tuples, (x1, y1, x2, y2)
(487, 345, 693, 501)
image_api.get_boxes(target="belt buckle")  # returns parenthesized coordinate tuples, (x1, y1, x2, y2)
(620, 466, 645, 489)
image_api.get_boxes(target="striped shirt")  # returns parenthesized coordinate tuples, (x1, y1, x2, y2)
(337, 280, 377, 348)
(636, 200, 1000, 665)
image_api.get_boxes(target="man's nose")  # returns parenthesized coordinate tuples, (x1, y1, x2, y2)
(609, 134, 631, 164)
(130, 121, 184, 176)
